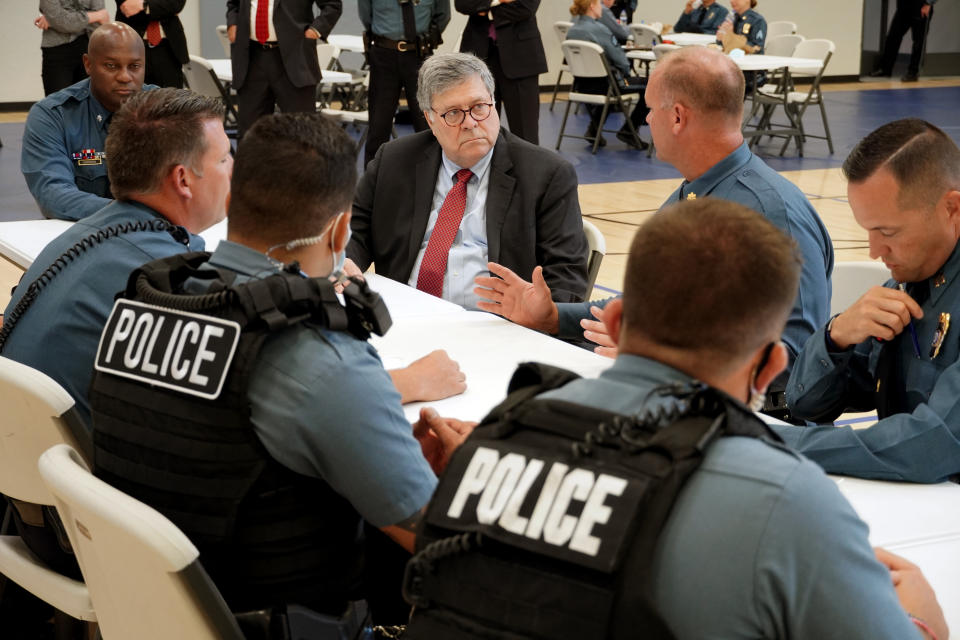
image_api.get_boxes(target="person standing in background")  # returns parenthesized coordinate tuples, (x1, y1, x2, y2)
(115, 0, 189, 88)
(34, 0, 109, 96)
(869, 0, 936, 82)
(609, 0, 636, 24)
(674, 0, 729, 35)
(359, 0, 450, 167)
(455, 0, 546, 145)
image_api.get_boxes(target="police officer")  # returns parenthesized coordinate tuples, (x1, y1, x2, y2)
(88, 112, 472, 627)
(20, 22, 148, 221)
(673, 0, 729, 35)
(716, 0, 766, 53)
(360, 0, 451, 167)
(869, 0, 936, 82)
(776, 119, 960, 484)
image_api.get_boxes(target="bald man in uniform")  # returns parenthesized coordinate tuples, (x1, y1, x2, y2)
(21, 22, 149, 220)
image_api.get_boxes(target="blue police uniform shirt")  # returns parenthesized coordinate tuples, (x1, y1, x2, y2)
(732, 8, 766, 52)
(776, 240, 960, 483)
(198, 240, 437, 527)
(1, 200, 202, 426)
(20, 79, 155, 221)
(566, 14, 630, 76)
(537, 354, 918, 639)
(557, 142, 834, 367)
(674, 2, 729, 35)
(358, 0, 450, 40)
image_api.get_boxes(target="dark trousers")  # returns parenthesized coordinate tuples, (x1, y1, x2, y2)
(364, 45, 428, 167)
(879, 3, 932, 76)
(41, 36, 88, 96)
(574, 76, 648, 133)
(486, 40, 540, 146)
(145, 39, 185, 88)
(610, 0, 634, 24)
(237, 47, 316, 139)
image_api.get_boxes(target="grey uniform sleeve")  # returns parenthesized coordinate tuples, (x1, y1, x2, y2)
(40, 0, 92, 35)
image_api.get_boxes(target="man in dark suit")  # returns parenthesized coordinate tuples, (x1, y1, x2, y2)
(454, 0, 546, 145)
(226, 0, 341, 137)
(348, 52, 588, 308)
(116, 0, 188, 88)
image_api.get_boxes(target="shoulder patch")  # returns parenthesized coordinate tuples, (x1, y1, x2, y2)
(95, 299, 240, 399)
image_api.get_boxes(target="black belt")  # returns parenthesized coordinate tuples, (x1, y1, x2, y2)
(370, 34, 419, 52)
(250, 40, 280, 50)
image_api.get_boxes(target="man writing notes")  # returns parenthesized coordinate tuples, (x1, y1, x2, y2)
(775, 119, 960, 484)
(349, 53, 589, 309)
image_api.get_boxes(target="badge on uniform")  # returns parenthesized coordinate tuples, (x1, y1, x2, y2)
(743, 23, 751, 34)
(72, 148, 105, 166)
(95, 299, 241, 399)
(929, 312, 951, 359)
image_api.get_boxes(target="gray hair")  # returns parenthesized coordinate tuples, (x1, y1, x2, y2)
(416, 52, 496, 117)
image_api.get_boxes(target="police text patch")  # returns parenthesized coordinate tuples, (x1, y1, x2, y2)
(95, 299, 240, 399)
(428, 441, 645, 572)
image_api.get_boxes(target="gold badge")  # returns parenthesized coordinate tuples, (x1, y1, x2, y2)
(743, 23, 751, 34)
(934, 272, 947, 287)
(686, 192, 697, 200)
(929, 312, 951, 359)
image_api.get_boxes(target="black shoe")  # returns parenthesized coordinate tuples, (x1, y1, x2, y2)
(616, 130, 649, 150)
(868, 69, 890, 78)
(901, 73, 919, 82)
(584, 125, 607, 147)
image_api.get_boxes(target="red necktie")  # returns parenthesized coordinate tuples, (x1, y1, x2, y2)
(145, 21, 162, 47)
(255, 0, 270, 44)
(416, 169, 473, 298)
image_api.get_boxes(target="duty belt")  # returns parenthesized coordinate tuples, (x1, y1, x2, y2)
(370, 34, 419, 52)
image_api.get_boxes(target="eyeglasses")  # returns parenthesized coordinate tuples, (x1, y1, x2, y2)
(433, 102, 494, 127)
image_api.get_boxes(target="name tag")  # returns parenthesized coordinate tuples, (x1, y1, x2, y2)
(95, 299, 240, 400)
(429, 442, 644, 573)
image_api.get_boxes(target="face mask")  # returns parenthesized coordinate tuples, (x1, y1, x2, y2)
(329, 213, 351, 279)
(747, 342, 777, 412)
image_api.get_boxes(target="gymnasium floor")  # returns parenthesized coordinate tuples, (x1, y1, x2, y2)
(1, 76, 959, 309)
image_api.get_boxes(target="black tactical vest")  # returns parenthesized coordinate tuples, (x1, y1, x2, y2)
(89, 252, 391, 614)
(402, 362, 782, 639)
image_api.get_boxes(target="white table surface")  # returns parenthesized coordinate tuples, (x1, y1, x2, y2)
(662, 32, 718, 46)
(732, 54, 823, 72)
(207, 58, 352, 85)
(626, 49, 656, 62)
(0, 217, 956, 628)
(328, 34, 365, 53)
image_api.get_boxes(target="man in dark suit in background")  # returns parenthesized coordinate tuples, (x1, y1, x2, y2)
(226, 0, 341, 137)
(116, 0, 188, 88)
(348, 53, 588, 308)
(454, 0, 546, 145)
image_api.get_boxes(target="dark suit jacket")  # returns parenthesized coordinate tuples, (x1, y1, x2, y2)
(226, 0, 342, 89)
(116, 0, 188, 64)
(349, 129, 589, 303)
(455, 0, 547, 79)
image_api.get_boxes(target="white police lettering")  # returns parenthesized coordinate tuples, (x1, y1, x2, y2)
(95, 299, 240, 400)
(446, 446, 627, 558)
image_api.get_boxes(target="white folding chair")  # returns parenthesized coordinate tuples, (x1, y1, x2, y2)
(831, 261, 891, 316)
(39, 444, 245, 640)
(764, 34, 804, 57)
(215, 24, 231, 58)
(550, 21, 574, 111)
(751, 39, 836, 156)
(182, 55, 239, 138)
(0, 357, 95, 623)
(321, 73, 395, 153)
(629, 23, 661, 49)
(766, 21, 798, 38)
(581, 219, 607, 299)
(557, 40, 644, 154)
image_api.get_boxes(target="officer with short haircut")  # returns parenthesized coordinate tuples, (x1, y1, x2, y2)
(21, 22, 149, 220)
(360, 0, 450, 167)
(88, 112, 473, 630)
(403, 199, 947, 640)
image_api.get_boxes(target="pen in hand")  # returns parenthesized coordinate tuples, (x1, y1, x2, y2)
(898, 283, 922, 359)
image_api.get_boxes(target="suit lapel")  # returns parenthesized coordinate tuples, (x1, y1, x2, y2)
(407, 141, 443, 274)
(485, 131, 516, 265)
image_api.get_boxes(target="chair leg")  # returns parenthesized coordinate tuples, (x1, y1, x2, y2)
(556, 100, 574, 150)
(819, 98, 834, 154)
(619, 99, 644, 150)
(550, 69, 563, 111)
(593, 103, 610, 154)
